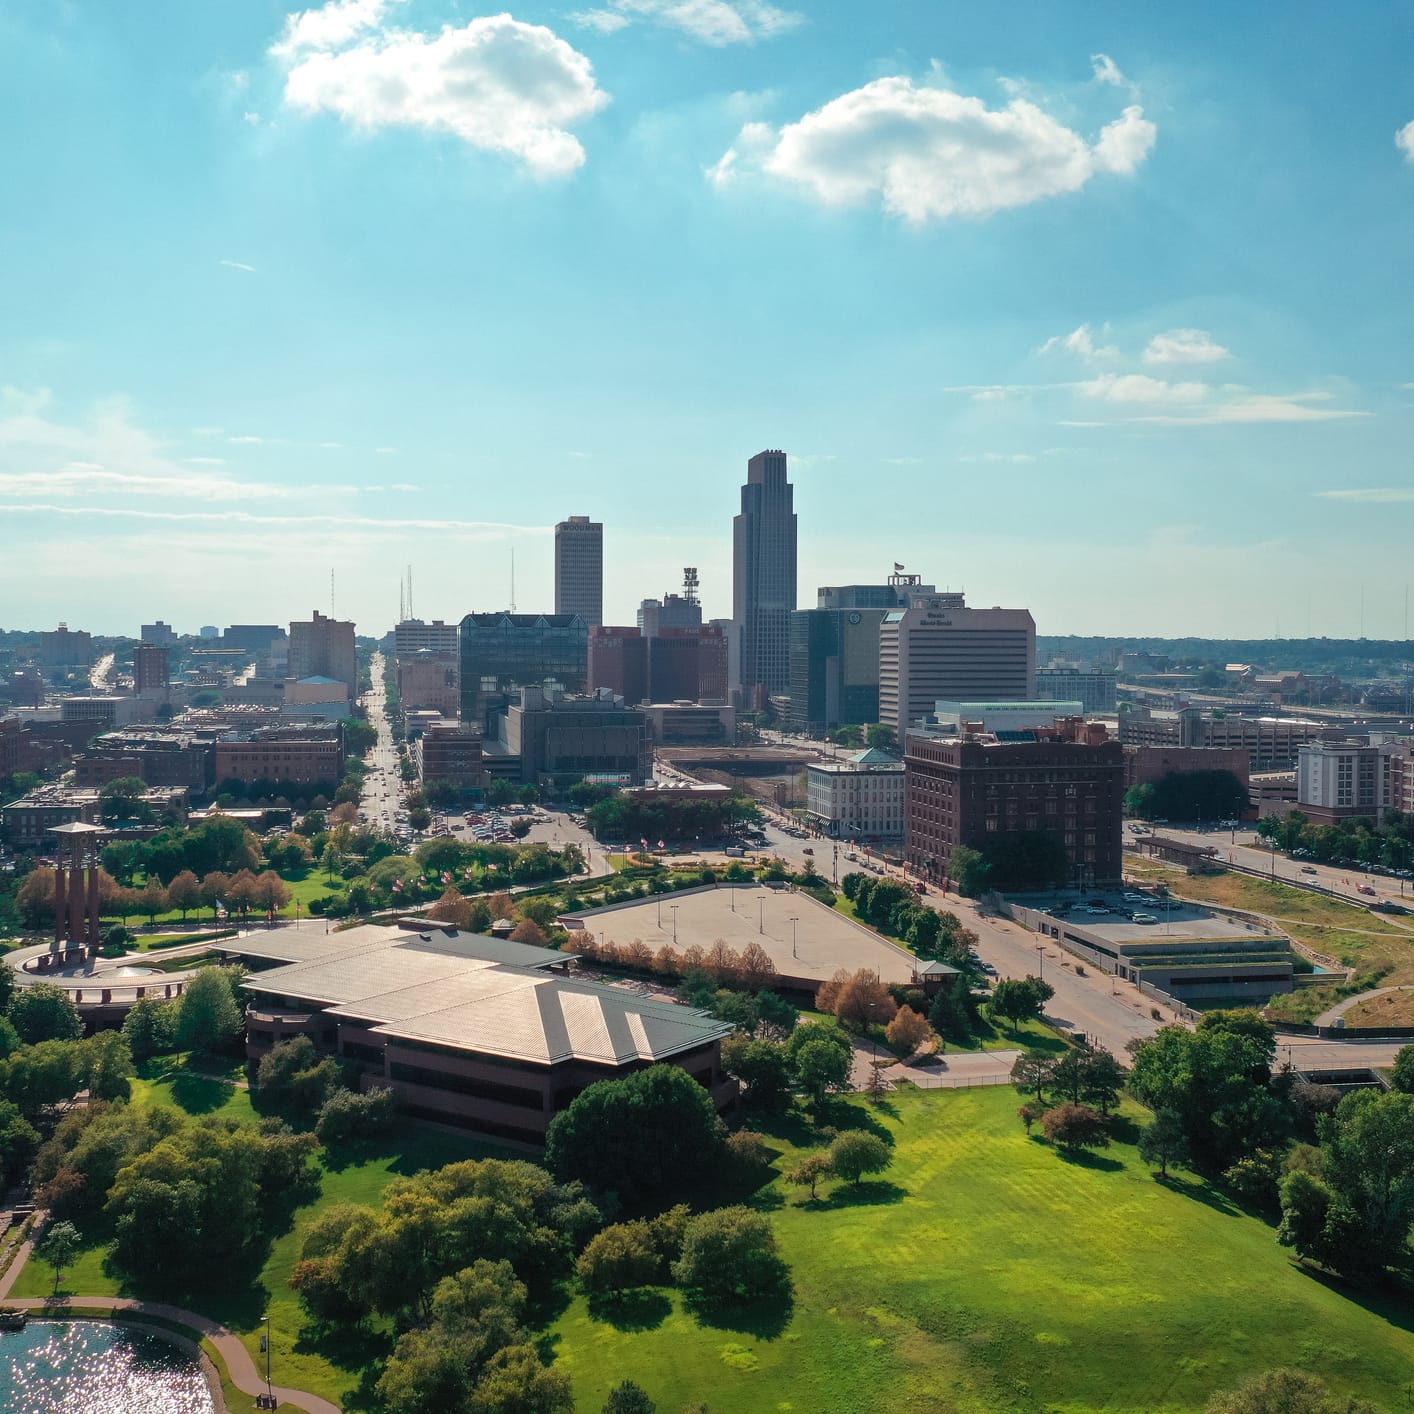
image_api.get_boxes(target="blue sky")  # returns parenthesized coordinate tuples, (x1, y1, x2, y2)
(3, 0, 1412, 640)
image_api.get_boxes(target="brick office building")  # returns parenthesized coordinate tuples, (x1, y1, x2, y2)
(905, 727, 1126, 888)
(214, 724, 344, 787)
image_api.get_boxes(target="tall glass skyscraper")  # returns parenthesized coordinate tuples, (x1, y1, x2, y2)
(732, 449, 797, 707)
(459, 613, 589, 730)
(554, 516, 603, 626)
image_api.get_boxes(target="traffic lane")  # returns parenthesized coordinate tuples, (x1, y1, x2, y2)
(961, 910, 1167, 1058)
(1277, 1037, 1407, 1071)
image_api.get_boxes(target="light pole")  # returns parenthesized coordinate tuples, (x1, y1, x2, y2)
(758, 895, 764, 935)
(790, 914, 799, 959)
(656, 896, 662, 929)
(262, 1312, 273, 1406)
(670, 904, 678, 944)
(1035, 945, 1045, 982)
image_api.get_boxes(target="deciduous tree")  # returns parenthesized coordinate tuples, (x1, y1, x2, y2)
(828, 1130, 891, 1187)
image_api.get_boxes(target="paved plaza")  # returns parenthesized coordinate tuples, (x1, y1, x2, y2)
(562, 883, 921, 988)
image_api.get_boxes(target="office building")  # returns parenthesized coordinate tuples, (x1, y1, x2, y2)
(224, 922, 735, 1145)
(459, 613, 589, 731)
(1118, 707, 1344, 772)
(397, 651, 460, 717)
(1035, 665, 1118, 714)
(641, 703, 736, 747)
(490, 685, 649, 787)
(394, 619, 460, 659)
(927, 700, 1086, 736)
(806, 748, 906, 840)
(554, 516, 604, 626)
(639, 571, 704, 635)
(213, 723, 345, 788)
(417, 720, 486, 795)
(1122, 745, 1251, 795)
(588, 625, 727, 705)
(200, 626, 220, 639)
(587, 626, 650, 703)
(133, 642, 170, 693)
(905, 724, 1126, 887)
(288, 611, 358, 700)
(223, 625, 283, 656)
(140, 621, 177, 646)
(878, 593, 1036, 735)
(732, 450, 797, 707)
(73, 727, 216, 791)
(39, 624, 93, 667)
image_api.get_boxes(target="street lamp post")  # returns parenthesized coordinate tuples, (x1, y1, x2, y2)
(790, 914, 799, 959)
(759, 896, 764, 935)
(1035, 945, 1045, 982)
(261, 1312, 273, 1407)
(670, 904, 678, 945)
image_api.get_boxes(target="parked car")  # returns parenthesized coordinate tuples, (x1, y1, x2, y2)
(1131, 912, 1158, 924)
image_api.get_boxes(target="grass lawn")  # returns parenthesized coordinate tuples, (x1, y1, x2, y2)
(550, 1086, 1414, 1414)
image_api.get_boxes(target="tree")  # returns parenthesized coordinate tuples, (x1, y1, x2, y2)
(1391, 1043, 1414, 1095)
(948, 845, 991, 896)
(84, 1030, 134, 1102)
(122, 998, 180, 1061)
(721, 1037, 792, 1113)
(828, 1130, 891, 1187)
(0, 959, 12, 1015)
(1138, 1109, 1190, 1178)
(1017, 1099, 1046, 1135)
(786, 1152, 832, 1201)
(468, 1344, 574, 1414)
(99, 777, 152, 825)
(1079, 1049, 1125, 1114)
(1205, 1368, 1380, 1414)
(576, 1220, 660, 1296)
(138, 876, 168, 925)
(0, 1099, 40, 1186)
(792, 1037, 853, 1107)
(1, 1039, 86, 1117)
(254, 870, 291, 917)
(166, 870, 201, 921)
(866, 723, 898, 754)
(508, 919, 547, 946)
(315, 1086, 395, 1146)
(176, 968, 243, 1053)
(38, 1219, 81, 1296)
(737, 941, 777, 992)
(605, 1381, 657, 1414)
(545, 1064, 726, 1206)
(1042, 1103, 1110, 1154)
(885, 1005, 931, 1058)
(257, 1035, 342, 1115)
(989, 976, 1054, 1031)
(1010, 1050, 1055, 1099)
(672, 1207, 790, 1303)
(9, 983, 83, 1044)
(928, 981, 972, 1045)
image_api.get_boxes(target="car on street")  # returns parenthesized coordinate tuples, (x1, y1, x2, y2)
(1300, 865, 1318, 874)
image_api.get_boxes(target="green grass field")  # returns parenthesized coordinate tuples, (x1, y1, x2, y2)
(551, 1086, 1414, 1414)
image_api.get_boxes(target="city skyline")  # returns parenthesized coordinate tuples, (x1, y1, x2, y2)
(3, 2, 1414, 638)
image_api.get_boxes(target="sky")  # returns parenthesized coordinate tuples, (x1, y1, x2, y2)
(2, 0, 1413, 641)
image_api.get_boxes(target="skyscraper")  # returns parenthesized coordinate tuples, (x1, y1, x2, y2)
(732, 449, 797, 707)
(288, 610, 358, 700)
(554, 516, 603, 626)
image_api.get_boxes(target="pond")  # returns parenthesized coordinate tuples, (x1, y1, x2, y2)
(0, 1319, 215, 1414)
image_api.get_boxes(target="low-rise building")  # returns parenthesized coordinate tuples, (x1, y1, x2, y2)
(2, 785, 188, 848)
(418, 720, 486, 795)
(397, 652, 460, 717)
(642, 703, 736, 746)
(805, 748, 906, 840)
(491, 686, 648, 787)
(1118, 706, 1344, 771)
(222, 922, 736, 1145)
(1296, 736, 1405, 826)
(927, 699, 1085, 736)
(213, 724, 345, 788)
(1122, 745, 1251, 793)
(1035, 666, 1118, 714)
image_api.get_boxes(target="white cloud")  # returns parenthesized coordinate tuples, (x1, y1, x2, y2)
(243, 111, 262, 125)
(374, 445, 397, 454)
(570, 0, 801, 45)
(276, 12, 609, 177)
(1136, 393, 1370, 425)
(1396, 120, 1414, 162)
(1090, 53, 1126, 88)
(219, 259, 257, 273)
(183, 457, 227, 467)
(1039, 324, 1118, 360)
(717, 76, 1156, 222)
(1143, 328, 1230, 365)
(1076, 372, 1208, 404)
(1314, 487, 1414, 504)
(959, 451, 1038, 464)
(271, 0, 396, 58)
(227, 434, 264, 444)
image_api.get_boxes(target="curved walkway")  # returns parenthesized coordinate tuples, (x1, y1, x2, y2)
(1315, 984, 1414, 1027)
(0, 1227, 341, 1414)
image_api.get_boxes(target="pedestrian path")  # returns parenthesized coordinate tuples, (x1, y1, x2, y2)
(0, 1226, 342, 1413)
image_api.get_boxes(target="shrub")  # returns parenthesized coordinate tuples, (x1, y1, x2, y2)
(672, 1207, 790, 1303)
(884, 1005, 931, 1058)
(1041, 1103, 1110, 1154)
(725, 1129, 771, 1174)
(577, 1220, 661, 1296)
(314, 1087, 396, 1146)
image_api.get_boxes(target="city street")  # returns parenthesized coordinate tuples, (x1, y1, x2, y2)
(359, 652, 403, 829)
(1142, 824, 1414, 909)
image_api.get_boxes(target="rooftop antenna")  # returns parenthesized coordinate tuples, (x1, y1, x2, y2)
(407, 563, 414, 620)
(510, 547, 517, 613)
(399, 577, 405, 624)
(683, 567, 699, 606)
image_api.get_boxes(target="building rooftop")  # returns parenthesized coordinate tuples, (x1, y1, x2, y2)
(225, 922, 732, 1066)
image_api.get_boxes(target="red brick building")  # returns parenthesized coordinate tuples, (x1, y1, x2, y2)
(905, 729, 1126, 888)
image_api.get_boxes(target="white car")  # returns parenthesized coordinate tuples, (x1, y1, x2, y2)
(1131, 912, 1158, 924)
(1080, 905, 1110, 916)
(1121, 892, 1149, 905)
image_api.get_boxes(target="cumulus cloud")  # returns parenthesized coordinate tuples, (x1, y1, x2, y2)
(1397, 120, 1414, 162)
(271, 0, 397, 58)
(1076, 372, 1208, 404)
(713, 76, 1156, 222)
(1143, 328, 1231, 364)
(1039, 324, 1118, 360)
(570, 0, 801, 45)
(1090, 53, 1127, 88)
(275, 9, 609, 177)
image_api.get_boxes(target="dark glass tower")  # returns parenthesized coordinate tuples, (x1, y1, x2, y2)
(732, 449, 797, 707)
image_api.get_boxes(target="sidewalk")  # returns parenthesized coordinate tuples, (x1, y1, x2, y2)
(0, 1224, 342, 1413)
